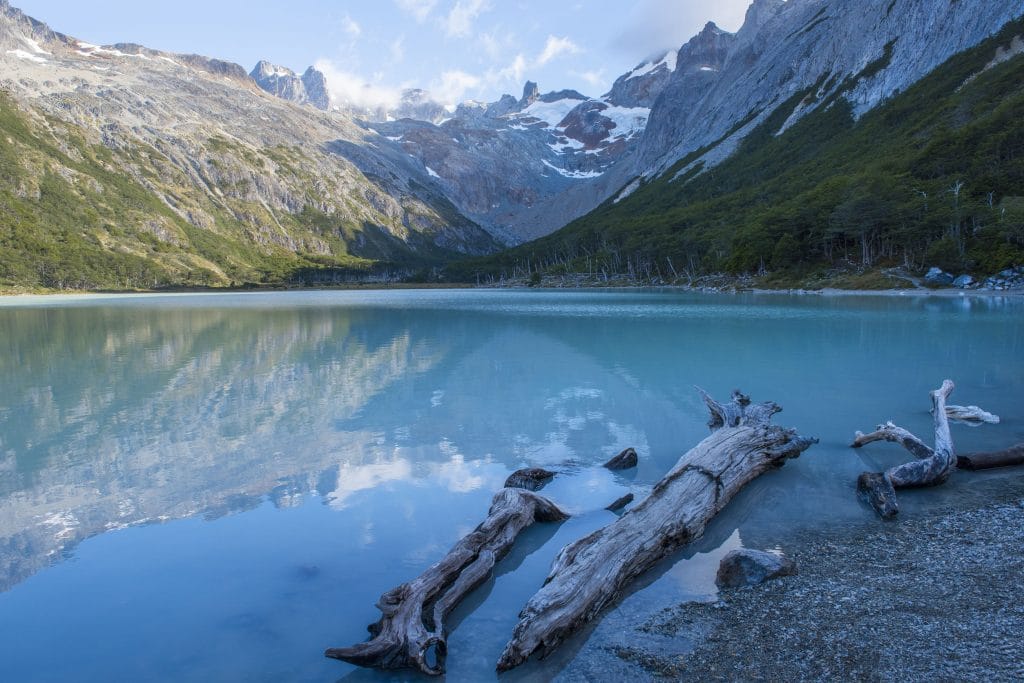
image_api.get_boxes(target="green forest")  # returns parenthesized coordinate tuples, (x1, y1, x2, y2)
(447, 18, 1024, 287)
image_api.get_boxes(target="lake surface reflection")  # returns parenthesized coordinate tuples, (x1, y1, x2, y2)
(0, 289, 1021, 681)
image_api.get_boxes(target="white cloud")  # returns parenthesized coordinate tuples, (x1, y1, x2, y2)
(341, 14, 362, 38)
(444, 0, 490, 38)
(394, 0, 438, 22)
(536, 35, 581, 66)
(315, 59, 402, 111)
(571, 69, 607, 88)
(431, 69, 482, 105)
(477, 31, 502, 60)
(612, 0, 748, 56)
(390, 36, 406, 63)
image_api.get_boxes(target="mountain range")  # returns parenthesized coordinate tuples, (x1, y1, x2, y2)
(0, 0, 1021, 290)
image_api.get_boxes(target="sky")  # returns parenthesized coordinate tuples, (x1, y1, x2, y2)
(12, 0, 751, 108)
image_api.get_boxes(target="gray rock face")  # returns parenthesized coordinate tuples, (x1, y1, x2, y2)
(484, 94, 518, 118)
(635, 23, 735, 171)
(540, 89, 587, 104)
(251, 61, 304, 100)
(520, 81, 540, 108)
(393, 89, 449, 124)
(716, 549, 797, 589)
(638, 0, 1024, 176)
(604, 48, 679, 108)
(367, 75, 669, 244)
(250, 61, 330, 111)
(301, 66, 330, 110)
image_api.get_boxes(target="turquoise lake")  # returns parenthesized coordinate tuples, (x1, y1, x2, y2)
(0, 289, 1022, 681)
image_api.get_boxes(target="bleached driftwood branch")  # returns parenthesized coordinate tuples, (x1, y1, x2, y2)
(326, 487, 567, 675)
(852, 380, 957, 518)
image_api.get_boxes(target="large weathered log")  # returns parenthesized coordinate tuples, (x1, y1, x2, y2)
(852, 380, 956, 518)
(496, 389, 816, 671)
(325, 488, 567, 675)
(957, 444, 1024, 470)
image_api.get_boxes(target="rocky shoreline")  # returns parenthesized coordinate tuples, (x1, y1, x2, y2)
(603, 475, 1024, 681)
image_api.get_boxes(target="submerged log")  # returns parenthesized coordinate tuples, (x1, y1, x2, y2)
(496, 389, 816, 671)
(957, 444, 1024, 470)
(852, 380, 956, 518)
(326, 488, 567, 675)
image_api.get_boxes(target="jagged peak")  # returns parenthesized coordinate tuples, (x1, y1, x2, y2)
(520, 81, 540, 107)
(252, 60, 297, 80)
(739, 0, 788, 38)
(701, 21, 727, 36)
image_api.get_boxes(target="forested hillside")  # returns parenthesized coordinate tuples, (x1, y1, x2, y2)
(448, 19, 1024, 286)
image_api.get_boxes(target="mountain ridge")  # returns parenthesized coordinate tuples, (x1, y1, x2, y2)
(1, 0, 1022, 291)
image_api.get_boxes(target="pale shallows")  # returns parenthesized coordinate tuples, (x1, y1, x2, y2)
(0, 290, 1021, 681)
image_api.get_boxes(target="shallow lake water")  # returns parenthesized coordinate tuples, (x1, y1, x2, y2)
(0, 289, 1021, 681)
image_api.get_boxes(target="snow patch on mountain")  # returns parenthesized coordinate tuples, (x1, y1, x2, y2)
(20, 36, 49, 55)
(7, 48, 45, 63)
(517, 99, 580, 127)
(600, 105, 650, 140)
(542, 160, 603, 179)
(626, 50, 678, 81)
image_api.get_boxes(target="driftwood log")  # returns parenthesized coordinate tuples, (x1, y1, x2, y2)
(958, 444, 1024, 470)
(325, 487, 567, 675)
(852, 380, 957, 519)
(496, 389, 816, 671)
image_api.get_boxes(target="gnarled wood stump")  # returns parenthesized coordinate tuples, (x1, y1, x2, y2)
(852, 380, 957, 518)
(496, 389, 816, 671)
(325, 487, 567, 675)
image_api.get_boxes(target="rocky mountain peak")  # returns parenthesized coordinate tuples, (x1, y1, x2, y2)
(394, 88, 449, 123)
(737, 0, 788, 43)
(250, 60, 329, 110)
(604, 49, 680, 108)
(253, 59, 295, 79)
(520, 81, 540, 108)
(539, 89, 587, 104)
(301, 66, 330, 110)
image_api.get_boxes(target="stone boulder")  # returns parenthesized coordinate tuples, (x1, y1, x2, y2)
(716, 549, 796, 589)
(925, 267, 954, 286)
(953, 274, 975, 288)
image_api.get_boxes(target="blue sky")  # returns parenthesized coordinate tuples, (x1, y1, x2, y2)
(13, 1, 751, 106)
